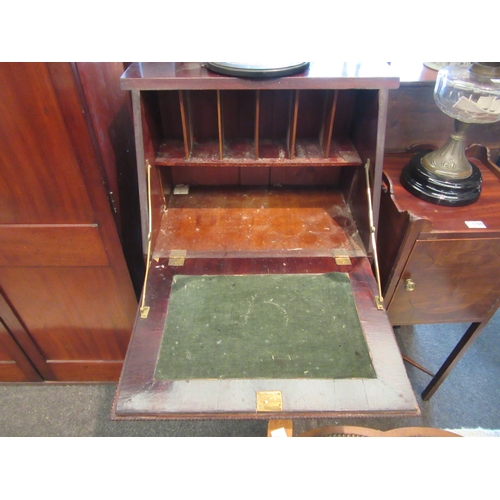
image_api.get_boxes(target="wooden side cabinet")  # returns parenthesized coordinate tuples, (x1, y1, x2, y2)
(378, 66, 500, 399)
(0, 63, 138, 382)
(379, 147, 500, 325)
(378, 146, 500, 398)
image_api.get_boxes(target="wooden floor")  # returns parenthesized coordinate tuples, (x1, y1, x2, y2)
(153, 186, 366, 259)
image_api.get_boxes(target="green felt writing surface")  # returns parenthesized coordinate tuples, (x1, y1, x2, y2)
(155, 273, 376, 380)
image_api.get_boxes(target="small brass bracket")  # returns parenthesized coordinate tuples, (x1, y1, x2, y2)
(140, 306, 150, 319)
(335, 256, 352, 266)
(256, 391, 283, 412)
(168, 250, 187, 266)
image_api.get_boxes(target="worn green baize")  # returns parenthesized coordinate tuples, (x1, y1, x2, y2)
(155, 273, 376, 380)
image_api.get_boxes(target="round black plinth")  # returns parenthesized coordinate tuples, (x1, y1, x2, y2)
(400, 152, 482, 207)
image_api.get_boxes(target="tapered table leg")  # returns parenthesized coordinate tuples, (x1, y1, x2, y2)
(422, 322, 484, 400)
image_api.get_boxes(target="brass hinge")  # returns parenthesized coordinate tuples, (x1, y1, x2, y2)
(168, 249, 186, 266)
(335, 256, 352, 266)
(173, 184, 189, 195)
(109, 191, 118, 214)
(365, 159, 384, 310)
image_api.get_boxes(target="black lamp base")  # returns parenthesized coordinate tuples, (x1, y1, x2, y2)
(400, 152, 482, 207)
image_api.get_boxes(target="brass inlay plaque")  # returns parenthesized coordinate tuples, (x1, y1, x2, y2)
(256, 391, 283, 412)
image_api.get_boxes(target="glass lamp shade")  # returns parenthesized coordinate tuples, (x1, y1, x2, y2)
(434, 63, 500, 124)
(401, 63, 500, 206)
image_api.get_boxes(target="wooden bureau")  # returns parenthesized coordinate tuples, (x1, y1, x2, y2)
(112, 62, 418, 419)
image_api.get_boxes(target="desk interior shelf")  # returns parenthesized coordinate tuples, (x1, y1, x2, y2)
(153, 186, 367, 260)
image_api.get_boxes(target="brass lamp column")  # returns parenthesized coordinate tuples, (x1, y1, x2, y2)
(401, 62, 500, 207)
(422, 120, 473, 179)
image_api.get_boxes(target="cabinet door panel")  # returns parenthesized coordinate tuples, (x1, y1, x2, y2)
(0, 225, 109, 267)
(0, 294, 44, 382)
(0, 63, 138, 382)
(0, 267, 134, 381)
(0, 63, 95, 225)
(388, 238, 500, 325)
(0, 321, 42, 382)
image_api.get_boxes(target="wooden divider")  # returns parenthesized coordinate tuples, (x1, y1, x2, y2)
(254, 90, 260, 160)
(179, 90, 191, 160)
(175, 88, 347, 164)
(217, 90, 223, 160)
(287, 90, 299, 160)
(321, 90, 339, 158)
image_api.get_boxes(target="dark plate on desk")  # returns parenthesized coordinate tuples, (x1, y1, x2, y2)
(206, 62, 310, 78)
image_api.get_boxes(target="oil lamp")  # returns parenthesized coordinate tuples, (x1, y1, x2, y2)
(401, 62, 500, 206)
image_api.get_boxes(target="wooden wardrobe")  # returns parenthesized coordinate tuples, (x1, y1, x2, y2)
(0, 63, 140, 382)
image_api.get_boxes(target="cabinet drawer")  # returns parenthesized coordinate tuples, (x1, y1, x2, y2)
(388, 238, 500, 325)
(0, 225, 109, 267)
